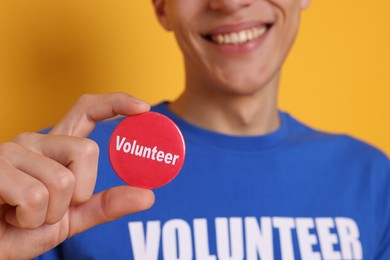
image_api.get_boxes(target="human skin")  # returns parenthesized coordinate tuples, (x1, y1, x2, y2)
(0, 93, 155, 259)
(0, 0, 311, 258)
(153, 0, 310, 136)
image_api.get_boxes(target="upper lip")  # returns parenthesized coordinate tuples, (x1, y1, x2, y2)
(202, 20, 273, 36)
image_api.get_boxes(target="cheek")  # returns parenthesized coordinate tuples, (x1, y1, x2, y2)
(167, 2, 199, 44)
(168, 0, 204, 23)
(270, 0, 303, 23)
(273, 0, 302, 51)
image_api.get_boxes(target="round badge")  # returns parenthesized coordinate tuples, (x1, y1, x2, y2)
(109, 112, 186, 189)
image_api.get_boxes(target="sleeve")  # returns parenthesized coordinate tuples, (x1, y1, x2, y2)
(374, 157, 390, 260)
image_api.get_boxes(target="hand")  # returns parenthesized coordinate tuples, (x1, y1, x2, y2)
(0, 93, 155, 259)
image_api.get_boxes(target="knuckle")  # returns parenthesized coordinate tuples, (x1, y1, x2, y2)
(24, 184, 49, 210)
(77, 94, 96, 106)
(72, 191, 92, 204)
(0, 142, 18, 157)
(75, 138, 99, 160)
(12, 132, 38, 145)
(101, 191, 115, 221)
(50, 168, 76, 194)
(18, 218, 43, 230)
(113, 92, 131, 99)
(82, 139, 100, 158)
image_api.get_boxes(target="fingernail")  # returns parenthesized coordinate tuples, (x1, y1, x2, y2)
(131, 97, 150, 110)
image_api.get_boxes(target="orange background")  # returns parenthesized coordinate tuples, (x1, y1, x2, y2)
(0, 0, 389, 155)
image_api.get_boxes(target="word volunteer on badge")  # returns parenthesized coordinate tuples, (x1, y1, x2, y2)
(109, 112, 186, 189)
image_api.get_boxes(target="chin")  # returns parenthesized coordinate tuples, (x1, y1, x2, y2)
(210, 71, 273, 96)
(208, 64, 279, 96)
(213, 80, 269, 97)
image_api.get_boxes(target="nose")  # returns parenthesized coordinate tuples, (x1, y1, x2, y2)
(209, 0, 254, 13)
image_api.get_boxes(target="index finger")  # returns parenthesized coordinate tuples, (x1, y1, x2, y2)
(50, 93, 150, 137)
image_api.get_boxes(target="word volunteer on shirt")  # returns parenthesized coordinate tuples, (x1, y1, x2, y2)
(128, 216, 362, 260)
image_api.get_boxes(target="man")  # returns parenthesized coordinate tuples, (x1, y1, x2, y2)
(0, 0, 389, 259)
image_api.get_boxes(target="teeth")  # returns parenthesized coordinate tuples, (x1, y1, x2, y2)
(224, 35, 231, 44)
(247, 30, 253, 40)
(231, 33, 239, 44)
(239, 31, 247, 43)
(210, 26, 267, 45)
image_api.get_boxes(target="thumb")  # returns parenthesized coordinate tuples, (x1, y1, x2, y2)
(67, 186, 155, 237)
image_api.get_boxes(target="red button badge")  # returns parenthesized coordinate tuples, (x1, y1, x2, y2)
(109, 112, 186, 189)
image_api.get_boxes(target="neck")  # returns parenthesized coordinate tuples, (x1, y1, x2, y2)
(169, 73, 280, 136)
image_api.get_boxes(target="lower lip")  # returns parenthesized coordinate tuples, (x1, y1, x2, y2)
(205, 28, 271, 55)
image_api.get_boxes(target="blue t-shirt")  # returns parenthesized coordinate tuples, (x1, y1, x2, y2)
(37, 103, 390, 260)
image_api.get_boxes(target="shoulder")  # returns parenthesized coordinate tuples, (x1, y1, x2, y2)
(283, 111, 389, 168)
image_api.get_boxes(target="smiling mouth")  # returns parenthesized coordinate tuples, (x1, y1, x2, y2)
(203, 24, 272, 45)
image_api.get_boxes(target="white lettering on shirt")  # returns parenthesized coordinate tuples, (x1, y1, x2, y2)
(273, 217, 295, 260)
(162, 219, 193, 260)
(336, 217, 363, 259)
(215, 217, 244, 260)
(128, 221, 160, 260)
(128, 216, 363, 260)
(193, 219, 217, 260)
(316, 217, 342, 260)
(296, 218, 321, 260)
(245, 217, 274, 260)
